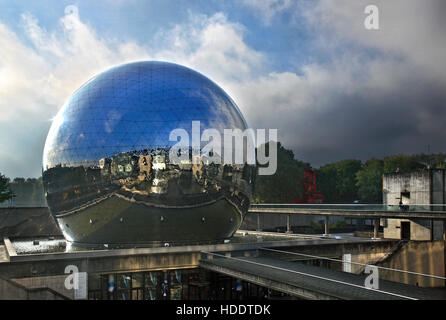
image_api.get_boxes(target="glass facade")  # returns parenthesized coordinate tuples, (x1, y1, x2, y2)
(87, 269, 289, 300)
(42, 61, 254, 245)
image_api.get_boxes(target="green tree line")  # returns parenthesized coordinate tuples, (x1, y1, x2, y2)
(2, 146, 446, 206)
(316, 153, 446, 203)
(0, 173, 15, 203)
(253, 143, 446, 204)
(253, 142, 309, 203)
(0, 176, 46, 207)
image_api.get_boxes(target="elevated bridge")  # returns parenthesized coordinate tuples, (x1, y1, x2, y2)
(248, 203, 446, 219)
(199, 247, 446, 300)
(248, 204, 446, 238)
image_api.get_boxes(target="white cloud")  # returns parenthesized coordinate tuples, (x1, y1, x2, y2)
(242, 0, 294, 24)
(305, 0, 446, 83)
(0, 9, 153, 177)
(0, 8, 265, 177)
(1, 9, 265, 124)
(152, 12, 264, 86)
(1, 1, 446, 177)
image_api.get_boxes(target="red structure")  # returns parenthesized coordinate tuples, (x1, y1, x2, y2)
(293, 168, 324, 204)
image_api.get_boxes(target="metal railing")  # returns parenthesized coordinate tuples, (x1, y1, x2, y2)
(250, 203, 446, 212)
(261, 248, 446, 281)
(200, 251, 420, 300)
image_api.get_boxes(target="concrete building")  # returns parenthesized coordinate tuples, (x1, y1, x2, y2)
(382, 169, 445, 240)
(1, 207, 445, 299)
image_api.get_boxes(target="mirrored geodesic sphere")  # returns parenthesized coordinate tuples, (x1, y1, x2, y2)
(42, 61, 254, 246)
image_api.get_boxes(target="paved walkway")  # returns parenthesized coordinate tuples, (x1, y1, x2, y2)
(200, 255, 446, 300)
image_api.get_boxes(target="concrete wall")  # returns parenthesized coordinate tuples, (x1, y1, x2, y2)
(0, 277, 27, 299)
(0, 250, 202, 299)
(0, 250, 202, 279)
(0, 207, 61, 239)
(377, 241, 445, 288)
(383, 171, 431, 206)
(0, 277, 66, 300)
(260, 240, 399, 264)
(384, 219, 432, 240)
(432, 170, 446, 204)
(13, 275, 74, 299)
(382, 170, 445, 240)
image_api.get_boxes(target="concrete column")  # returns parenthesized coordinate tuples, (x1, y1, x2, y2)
(444, 220, 446, 288)
(443, 220, 446, 241)
(324, 216, 329, 237)
(373, 219, 380, 239)
(286, 214, 292, 234)
(256, 213, 262, 231)
(430, 219, 434, 241)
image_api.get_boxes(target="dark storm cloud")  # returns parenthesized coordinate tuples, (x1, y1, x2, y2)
(289, 81, 446, 166)
(236, 0, 446, 167)
(248, 70, 446, 167)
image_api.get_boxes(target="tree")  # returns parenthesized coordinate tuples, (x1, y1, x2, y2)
(356, 158, 384, 203)
(0, 173, 14, 203)
(253, 142, 308, 203)
(316, 159, 362, 203)
(383, 154, 423, 173)
(316, 165, 337, 203)
(9, 177, 46, 206)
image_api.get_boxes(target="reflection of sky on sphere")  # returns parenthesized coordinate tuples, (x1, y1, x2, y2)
(43, 61, 247, 169)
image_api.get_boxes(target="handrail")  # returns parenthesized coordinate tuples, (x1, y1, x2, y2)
(260, 248, 446, 280)
(201, 251, 418, 300)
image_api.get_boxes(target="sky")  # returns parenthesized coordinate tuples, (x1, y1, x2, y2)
(1, 0, 446, 178)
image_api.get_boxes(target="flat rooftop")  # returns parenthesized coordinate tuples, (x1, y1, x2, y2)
(2, 231, 389, 263)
